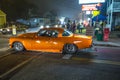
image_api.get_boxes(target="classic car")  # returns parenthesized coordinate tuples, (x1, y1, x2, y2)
(9, 27, 93, 54)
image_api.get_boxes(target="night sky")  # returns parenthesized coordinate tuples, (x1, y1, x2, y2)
(27, 0, 81, 18)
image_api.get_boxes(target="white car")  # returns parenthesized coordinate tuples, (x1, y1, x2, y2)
(25, 25, 50, 33)
(25, 26, 42, 33)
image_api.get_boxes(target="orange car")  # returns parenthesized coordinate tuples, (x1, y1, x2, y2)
(9, 27, 93, 54)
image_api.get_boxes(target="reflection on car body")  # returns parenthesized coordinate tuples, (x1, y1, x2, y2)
(9, 27, 93, 54)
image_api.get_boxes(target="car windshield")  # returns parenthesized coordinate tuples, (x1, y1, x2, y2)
(62, 30, 73, 36)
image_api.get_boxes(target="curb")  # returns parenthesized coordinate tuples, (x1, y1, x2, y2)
(93, 42, 120, 47)
(0, 35, 12, 39)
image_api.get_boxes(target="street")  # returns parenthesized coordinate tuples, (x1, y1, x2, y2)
(0, 37, 120, 80)
(0, 0, 120, 80)
(10, 50, 120, 80)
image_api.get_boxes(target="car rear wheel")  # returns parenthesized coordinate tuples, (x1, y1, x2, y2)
(13, 42, 24, 51)
(62, 44, 78, 54)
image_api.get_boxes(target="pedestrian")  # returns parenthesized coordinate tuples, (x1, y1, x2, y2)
(66, 20, 71, 31)
(66, 22, 71, 31)
(77, 23, 81, 33)
(79, 23, 84, 33)
(72, 21, 76, 33)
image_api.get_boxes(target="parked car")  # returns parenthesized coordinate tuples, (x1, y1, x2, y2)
(25, 26, 41, 33)
(9, 27, 93, 54)
(0, 27, 12, 34)
(25, 25, 50, 33)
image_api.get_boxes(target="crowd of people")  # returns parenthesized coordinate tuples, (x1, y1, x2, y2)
(61, 20, 107, 39)
(64, 20, 85, 33)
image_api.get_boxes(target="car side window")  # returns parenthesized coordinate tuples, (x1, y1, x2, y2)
(51, 30, 58, 37)
(62, 30, 72, 36)
(38, 29, 47, 36)
(45, 30, 58, 37)
(38, 30, 58, 37)
(45, 30, 52, 37)
(62, 31, 69, 36)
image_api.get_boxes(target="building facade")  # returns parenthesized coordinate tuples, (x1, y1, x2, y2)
(0, 10, 6, 26)
(106, 0, 120, 31)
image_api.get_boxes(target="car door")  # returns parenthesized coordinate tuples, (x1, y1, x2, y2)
(45, 30, 63, 52)
(32, 29, 50, 51)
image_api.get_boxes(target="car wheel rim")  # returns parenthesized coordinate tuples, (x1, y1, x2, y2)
(14, 42, 23, 51)
(66, 44, 75, 52)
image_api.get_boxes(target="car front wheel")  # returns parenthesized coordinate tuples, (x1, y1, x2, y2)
(13, 42, 24, 51)
(62, 44, 78, 54)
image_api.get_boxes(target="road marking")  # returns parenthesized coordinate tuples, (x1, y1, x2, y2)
(0, 55, 38, 79)
(0, 47, 10, 51)
(0, 53, 11, 59)
(62, 54, 72, 59)
(72, 57, 120, 66)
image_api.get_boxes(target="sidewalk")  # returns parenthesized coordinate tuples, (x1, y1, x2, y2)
(93, 38, 120, 47)
(93, 31, 120, 47)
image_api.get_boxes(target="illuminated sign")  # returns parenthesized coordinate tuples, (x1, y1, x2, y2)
(79, 0, 105, 4)
(82, 4, 101, 11)
(92, 11, 100, 17)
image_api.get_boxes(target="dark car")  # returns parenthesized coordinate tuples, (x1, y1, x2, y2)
(0, 27, 12, 34)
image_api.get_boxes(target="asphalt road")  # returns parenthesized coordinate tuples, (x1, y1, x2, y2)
(7, 48, 120, 80)
(0, 38, 9, 49)
(0, 37, 120, 80)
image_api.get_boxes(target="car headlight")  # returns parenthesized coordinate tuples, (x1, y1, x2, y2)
(55, 25, 58, 28)
(40, 26, 44, 28)
(7, 29, 10, 31)
(46, 25, 50, 28)
(0, 29, 2, 31)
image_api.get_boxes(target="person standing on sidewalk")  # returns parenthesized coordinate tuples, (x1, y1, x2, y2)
(77, 23, 81, 33)
(66, 20, 71, 31)
(79, 23, 84, 33)
(71, 21, 76, 33)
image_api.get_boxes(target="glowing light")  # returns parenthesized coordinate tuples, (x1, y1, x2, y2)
(55, 25, 58, 28)
(82, 4, 98, 11)
(7, 29, 10, 31)
(86, 11, 91, 14)
(53, 42, 58, 44)
(36, 40, 41, 43)
(59, 17, 65, 24)
(40, 25, 44, 28)
(74, 41, 82, 44)
(79, 0, 105, 4)
(92, 11, 100, 17)
(46, 25, 50, 28)
(0, 29, 2, 31)
(88, 18, 91, 21)
(34, 19, 37, 22)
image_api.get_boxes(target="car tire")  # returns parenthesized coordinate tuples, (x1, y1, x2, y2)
(13, 42, 25, 51)
(62, 44, 78, 54)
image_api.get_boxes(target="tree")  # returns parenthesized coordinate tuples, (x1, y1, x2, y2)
(0, 0, 38, 21)
(44, 9, 59, 24)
